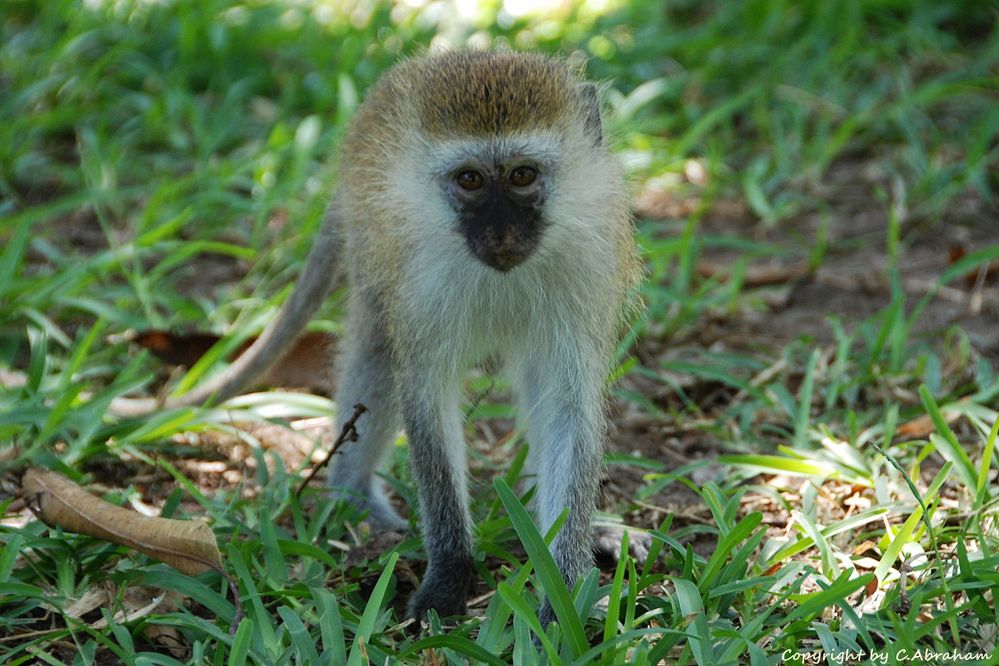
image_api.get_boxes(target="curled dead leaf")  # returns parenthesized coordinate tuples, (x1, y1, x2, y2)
(23, 468, 222, 576)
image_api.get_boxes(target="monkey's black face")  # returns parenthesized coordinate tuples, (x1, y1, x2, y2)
(444, 161, 548, 272)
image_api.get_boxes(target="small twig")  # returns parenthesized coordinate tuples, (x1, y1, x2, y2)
(0, 628, 67, 644)
(226, 575, 244, 635)
(295, 403, 367, 499)
(895, 554, 930, 616)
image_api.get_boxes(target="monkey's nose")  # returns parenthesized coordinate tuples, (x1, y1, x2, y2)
(466, 222, 537, 272)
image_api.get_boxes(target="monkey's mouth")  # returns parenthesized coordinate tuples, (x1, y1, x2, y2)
(477, 249, 529, 272)
(466, 232, 538, 272)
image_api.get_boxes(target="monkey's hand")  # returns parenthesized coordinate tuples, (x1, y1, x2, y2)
(592, 526, 652, 569)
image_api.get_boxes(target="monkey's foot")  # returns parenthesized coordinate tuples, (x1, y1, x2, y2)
(361, 502, 409, 533)
(329, 486, 409, 533)
(406, 562, 473, 628)
(592, 525, 652, 568)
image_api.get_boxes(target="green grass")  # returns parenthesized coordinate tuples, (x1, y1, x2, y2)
(2, 0, 999, 664)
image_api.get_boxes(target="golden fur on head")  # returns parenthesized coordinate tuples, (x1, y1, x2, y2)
(336, 50, 641, 349)
(407, 51, 579, 137)
(347, 51, 587, 142)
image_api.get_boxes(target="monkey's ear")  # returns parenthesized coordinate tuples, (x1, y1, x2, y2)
(578, 83, 603, 146)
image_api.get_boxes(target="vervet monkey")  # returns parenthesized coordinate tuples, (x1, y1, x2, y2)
(115, 51, 641, 625)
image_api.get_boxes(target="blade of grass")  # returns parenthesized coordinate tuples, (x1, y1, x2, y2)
(346, 551, 398, 666)
(494, 477, 587, 658)
(227, 617, 253, 666)
(277, 606, 321, 666)
(496, 581, 562, 666)
(602, 530, 629, 653)
(785, 572, 874, 624)
(873, 462, 951, 583)
(697, 512, 762, 594)
(770, 506, 893, 563)
(718, 454, 834, 477)
(793, 349, 820, 449)
(918, 385, 977, 489)
(311, 588, 346, 665)
(398, 635, 507, 666)
(975, 417, 998, 506)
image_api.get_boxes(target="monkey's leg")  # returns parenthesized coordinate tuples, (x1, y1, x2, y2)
(514, 391, 540, 502)
(401, 372, 475, 622)
(515, 360, 604, 627)
(326, 303, 407, 533)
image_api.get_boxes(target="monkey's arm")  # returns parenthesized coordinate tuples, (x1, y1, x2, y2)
(108, 203, 342, 417)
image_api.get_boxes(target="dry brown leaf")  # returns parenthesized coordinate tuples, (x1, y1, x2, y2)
(137, 592, 189, 658)
(145, 620, 189, 659)
(64, 586, 111, 619)
(23, 468, 223, 576)
(949, 244, 999, 289)
(895, 396, 969, 439)
(91, 588, 168, 629)
(91, 588, 190, 657)
(133, 331, 228, 367)
(134, 329, 333, 392)
(895, 414, 936, 439)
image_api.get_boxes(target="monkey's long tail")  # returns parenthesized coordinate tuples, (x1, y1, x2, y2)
(108, 203, 343, 417)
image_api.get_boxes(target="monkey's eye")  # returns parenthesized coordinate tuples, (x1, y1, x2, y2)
(509, 166, 537, 187)
(456, 170, 485, 191)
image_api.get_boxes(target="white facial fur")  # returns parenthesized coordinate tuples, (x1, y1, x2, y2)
(379, 129, 627, 380)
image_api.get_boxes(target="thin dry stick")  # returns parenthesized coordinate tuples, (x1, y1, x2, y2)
(295, 403, 367, 498)
(227, 577, 244, 635)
